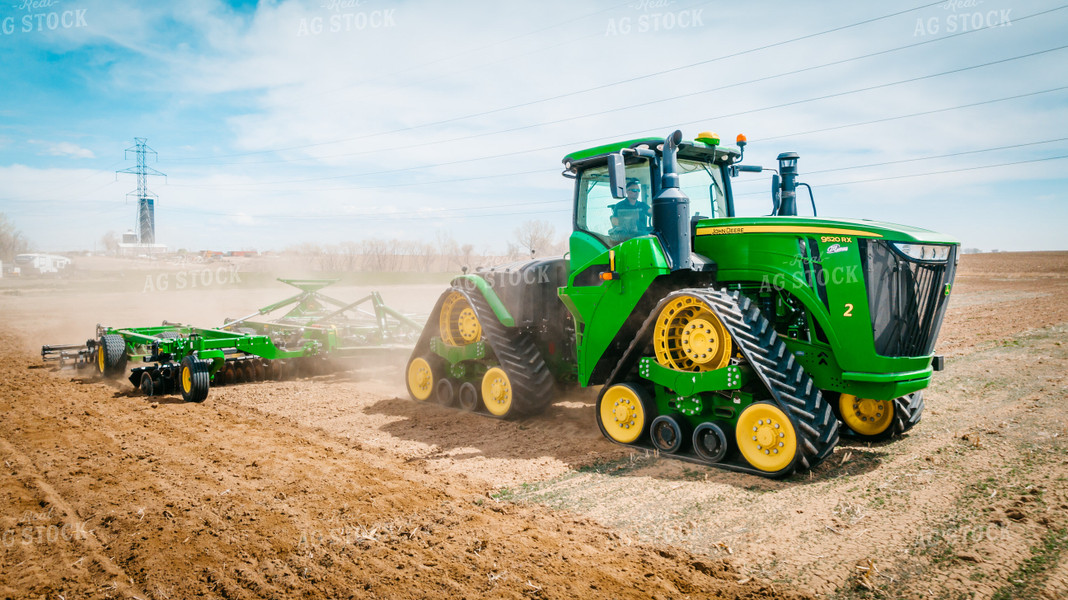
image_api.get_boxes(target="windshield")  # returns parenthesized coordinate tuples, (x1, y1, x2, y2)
(576, 158, 727, 247)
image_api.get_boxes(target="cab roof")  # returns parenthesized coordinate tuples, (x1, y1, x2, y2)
(562, 137, 743, 172)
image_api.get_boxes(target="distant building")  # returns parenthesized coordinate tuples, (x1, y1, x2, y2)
(14, 253, 71, 274)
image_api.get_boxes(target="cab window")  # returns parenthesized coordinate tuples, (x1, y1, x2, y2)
(576, 160, 651, 246)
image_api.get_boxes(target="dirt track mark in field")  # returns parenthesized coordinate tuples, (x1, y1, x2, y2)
(0, 330, 808, 600)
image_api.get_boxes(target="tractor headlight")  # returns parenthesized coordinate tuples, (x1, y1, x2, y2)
(891, 242, 951, 262)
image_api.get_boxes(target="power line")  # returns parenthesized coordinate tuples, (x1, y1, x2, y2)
(193, 5, 1066, 169)
(170, 0, 949, 162)
(170, 153, 1068, 223)
(168, 58, 1068, 191)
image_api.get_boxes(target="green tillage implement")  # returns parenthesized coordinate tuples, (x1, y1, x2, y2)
(42, 279, 423, 403)
(405, 129, 958, 479)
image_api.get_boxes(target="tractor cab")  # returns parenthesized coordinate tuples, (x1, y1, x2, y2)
(562, 134, 741, 251)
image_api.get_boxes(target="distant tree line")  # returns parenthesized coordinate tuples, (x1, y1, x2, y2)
(282, 220, 568, 272)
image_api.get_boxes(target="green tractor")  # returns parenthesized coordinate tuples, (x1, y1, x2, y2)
(406, 130, 958, 478)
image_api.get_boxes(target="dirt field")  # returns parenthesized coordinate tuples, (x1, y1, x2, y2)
(2, 252, 1066, 599)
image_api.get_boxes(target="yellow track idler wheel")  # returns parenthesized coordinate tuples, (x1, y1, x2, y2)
(481, 367, 514, 417)
(406, 356, 438, 402)
(736, 402, 798, 474)
(439, 291, 481, 346)
(839, 394, 894, 439)
(653, 294, 732, 372)
(596, 383, 653, 445)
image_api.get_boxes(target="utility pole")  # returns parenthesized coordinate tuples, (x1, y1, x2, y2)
(117, 138, 166, 245)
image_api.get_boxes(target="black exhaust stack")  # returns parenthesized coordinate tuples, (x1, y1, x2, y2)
(652, 130, 691, 271)
(775, 152, 799, 217)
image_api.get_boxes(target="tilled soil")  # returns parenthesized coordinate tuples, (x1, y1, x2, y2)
(2, 251, 1067, 599)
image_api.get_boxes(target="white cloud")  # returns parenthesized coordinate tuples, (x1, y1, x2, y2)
(44, 142, 96, 159)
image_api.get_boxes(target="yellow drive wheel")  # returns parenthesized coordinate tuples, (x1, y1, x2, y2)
(597, 383, 651, 445)
(97, 344, 106, 373)
(736, 402, 798, 473)
(653, 294, 732, 372)
(481, 367, 513, 417)
(439, 291, 482, 346)
(406, 356, 436, 402)
(839, 394, 894, 437)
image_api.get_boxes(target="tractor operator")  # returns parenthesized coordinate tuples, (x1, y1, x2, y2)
(610, 178, 652, 240)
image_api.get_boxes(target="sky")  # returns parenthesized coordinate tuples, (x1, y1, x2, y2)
(0, 0, 1065, 253)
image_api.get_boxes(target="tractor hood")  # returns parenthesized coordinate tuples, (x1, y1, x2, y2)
(694, 216, 959, 245)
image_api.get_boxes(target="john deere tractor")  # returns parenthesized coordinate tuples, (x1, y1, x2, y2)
(406, 130, 958, 478)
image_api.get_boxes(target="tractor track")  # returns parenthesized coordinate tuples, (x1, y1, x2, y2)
(462, 287, 556, 417)
(408, 284, 555, 418)
(605, 287, 839, 477)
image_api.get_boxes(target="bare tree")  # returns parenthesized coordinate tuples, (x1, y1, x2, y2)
(513, 219, 555, 258)
(0, 213, 30, 262)
(101, 230, 119, 255)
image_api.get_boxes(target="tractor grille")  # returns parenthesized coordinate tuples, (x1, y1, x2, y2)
(860, 240, 957, 358)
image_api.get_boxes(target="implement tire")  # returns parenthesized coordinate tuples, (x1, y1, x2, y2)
(179, 355, 210, 403)
(96, 334, 127, 378)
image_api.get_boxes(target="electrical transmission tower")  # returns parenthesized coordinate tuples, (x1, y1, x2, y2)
(117, 138, 166, 245)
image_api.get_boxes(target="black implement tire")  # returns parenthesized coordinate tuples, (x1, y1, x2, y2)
(96, 334, 127, 378)
(179, 356, 210, 403)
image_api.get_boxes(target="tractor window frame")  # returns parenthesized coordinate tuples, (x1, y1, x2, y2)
(574, 158, 655, 248)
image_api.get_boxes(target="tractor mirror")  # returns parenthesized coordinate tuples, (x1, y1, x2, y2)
(607, 153, 626, 199)
(771, 173, 782, 215)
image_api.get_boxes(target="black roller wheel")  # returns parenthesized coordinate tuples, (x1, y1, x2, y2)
(650, 414, 689, 454)
(693, 422, 729, 463)
(96, 334, 127, 378)
(458, 381, 481, 412)
(179, 355, 210, 403)
(434, 378, 455, 407)
(139, 371, 156, 397)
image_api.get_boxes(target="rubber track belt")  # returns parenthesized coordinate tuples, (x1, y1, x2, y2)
(409, 286, 555, 418)
(604, 287, 839, 478)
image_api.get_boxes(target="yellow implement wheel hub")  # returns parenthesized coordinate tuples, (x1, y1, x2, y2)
(481, 367, 513, 416)
(653, 295, 732, 372)
(599, 385, 646, 444)
(839, 394, 893, 436)
(736, 402, 797, 473)
(181, 364, 192, 394)
(439, 291, 482, 346)
(97, 345, 106, 373)
(407, 357, 434, 401)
